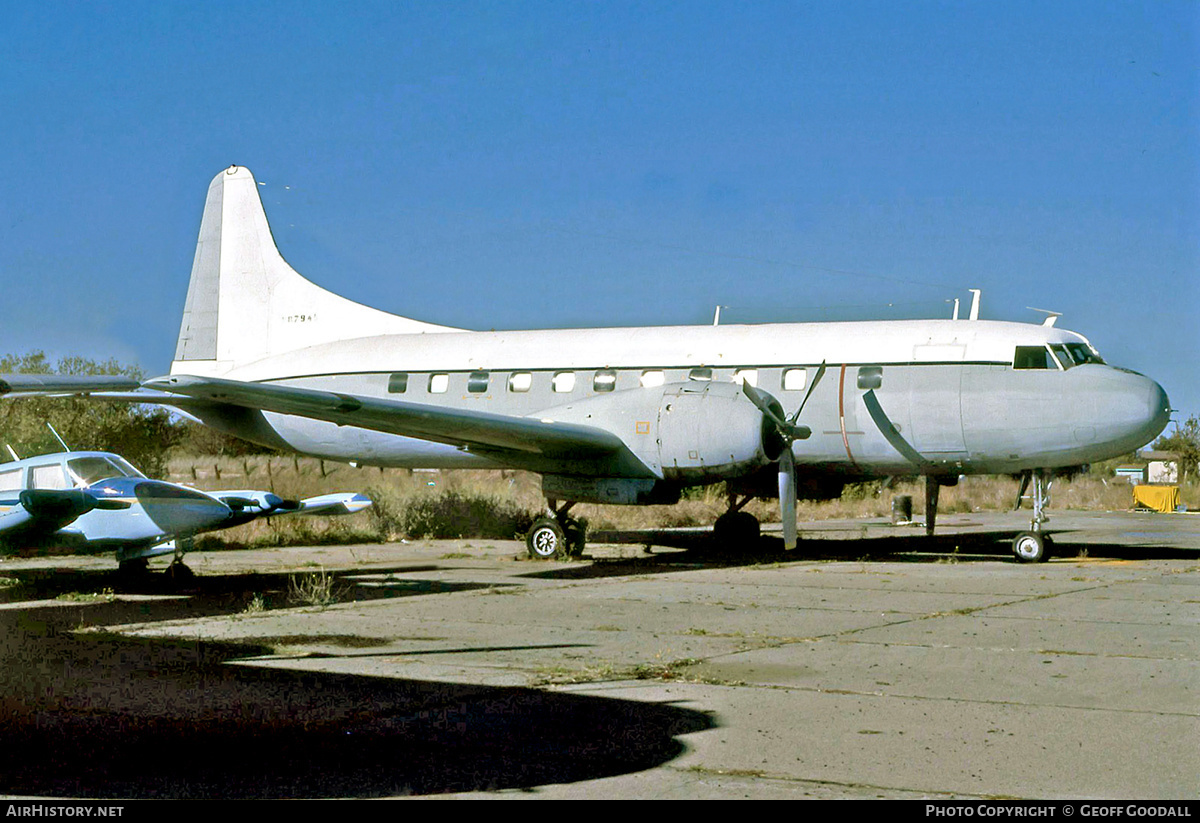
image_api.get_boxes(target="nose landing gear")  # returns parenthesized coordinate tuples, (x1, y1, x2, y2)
(1012, 470, 1054, 563)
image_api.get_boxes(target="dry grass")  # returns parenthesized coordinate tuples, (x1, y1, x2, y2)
(165, 454, 1198, 549)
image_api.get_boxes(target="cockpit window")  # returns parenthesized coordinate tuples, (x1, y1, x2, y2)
(67, 456, 144, 487)
(1013, 346, 1057, 370)
(1066, 343, 1104, 365)
(1049, 344, 1074, 369)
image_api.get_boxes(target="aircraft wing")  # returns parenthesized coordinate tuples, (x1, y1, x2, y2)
(290, 492, 373, 516)
(208, 489, 372, 517)
(0, 489, 130, 540)
(0, 375, 140, 395)
(145, 375, 631, 460)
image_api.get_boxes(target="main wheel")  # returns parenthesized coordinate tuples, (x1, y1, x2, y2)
(166, 561, 196, 584)
(526, 517, 567, 560)
(1013, 531, 1053, 563)
(713, 510, 761, 547)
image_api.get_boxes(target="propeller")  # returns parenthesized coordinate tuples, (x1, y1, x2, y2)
(741, 363, 827, 549)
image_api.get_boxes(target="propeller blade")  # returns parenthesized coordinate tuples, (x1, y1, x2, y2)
(741, 380, 790, 431)
(790, 361, 827, 424)
(778, 447, 797, 550)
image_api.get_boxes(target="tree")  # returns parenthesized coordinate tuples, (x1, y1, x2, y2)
(1153, 415, 1200, 483)
(0, 351, 181, 478)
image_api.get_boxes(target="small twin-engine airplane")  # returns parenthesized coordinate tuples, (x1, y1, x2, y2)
(11, 166, 1171, 563)
(0, 447, 371, 575)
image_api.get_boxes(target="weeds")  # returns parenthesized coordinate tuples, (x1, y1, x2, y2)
(287, 568, 340, 608)
(164, 455, 1199, 550)
(56, 588, 115, 603)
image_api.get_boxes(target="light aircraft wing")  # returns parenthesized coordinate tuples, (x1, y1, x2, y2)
(208, 489, 372, 517)
(145, 375, 631, 460)
(0, 489, 130, 539)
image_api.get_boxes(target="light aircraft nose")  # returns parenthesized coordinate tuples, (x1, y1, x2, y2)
(133, 482, 232, 536)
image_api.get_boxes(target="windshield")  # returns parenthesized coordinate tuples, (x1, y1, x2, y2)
(1050, 343, 1106, 370)
(67, 456, 145, 487)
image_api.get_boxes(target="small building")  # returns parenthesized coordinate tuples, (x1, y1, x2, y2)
(1115, 466, 1145, 484)
(1141, 450, 1180, 484)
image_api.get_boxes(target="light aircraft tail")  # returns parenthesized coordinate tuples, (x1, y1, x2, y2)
(172, 165, 456, 377)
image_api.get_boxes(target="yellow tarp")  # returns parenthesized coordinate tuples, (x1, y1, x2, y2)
(1133, 485, 1180, 513)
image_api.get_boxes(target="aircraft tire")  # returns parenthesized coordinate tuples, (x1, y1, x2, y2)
(166, 561, 196, 584)
(527, 517, 567, 560)
(117, 558, 150, 576)
(1012, 532, 1053, 563)
(713, 510, 760, 547)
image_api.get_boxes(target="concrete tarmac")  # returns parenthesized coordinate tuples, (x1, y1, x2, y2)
(0, 510, 1196, 799)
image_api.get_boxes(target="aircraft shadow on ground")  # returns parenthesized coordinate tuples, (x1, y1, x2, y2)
(0, 604, 712, 798)
(0, 564, 514, 613)
(532, 528, 1200, 580)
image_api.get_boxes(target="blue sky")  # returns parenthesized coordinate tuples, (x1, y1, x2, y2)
(1, 1, 1197, 422)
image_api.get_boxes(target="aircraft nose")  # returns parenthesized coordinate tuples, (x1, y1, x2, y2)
(1107, 371, 1171, 452)
(134, 482, 231, 535)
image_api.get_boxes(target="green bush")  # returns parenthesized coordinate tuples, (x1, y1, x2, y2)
(368, 487, 536, 540)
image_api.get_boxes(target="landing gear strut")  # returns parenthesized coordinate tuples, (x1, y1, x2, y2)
(713, 492, 761, 546)
(526, 500, 586, 560)
(1012, 470, 1054, 563)
(924, 476, 940, 537)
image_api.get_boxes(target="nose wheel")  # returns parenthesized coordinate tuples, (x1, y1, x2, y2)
(1012, 470, 1054, 563)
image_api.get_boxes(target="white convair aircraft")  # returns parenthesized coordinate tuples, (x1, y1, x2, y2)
(141, 166, 1169, 563)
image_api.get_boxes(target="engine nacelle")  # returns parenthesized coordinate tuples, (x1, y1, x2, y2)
(536, 380, 778, 484)
(655, 381, 778, 482)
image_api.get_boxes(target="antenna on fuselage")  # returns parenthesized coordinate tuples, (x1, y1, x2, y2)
(4, 445, 19, 462)
(713, 305, 726, 326)
(46, 423, 71, 452)
(950, 298, 960, 320)
(1027, 307, 1062, 327)
(968, 289, 981, 320)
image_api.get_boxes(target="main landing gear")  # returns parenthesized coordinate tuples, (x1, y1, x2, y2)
(525, 500, 587, 560)
(712, 491, 761, 547)
(1011, 470, 1054, 563)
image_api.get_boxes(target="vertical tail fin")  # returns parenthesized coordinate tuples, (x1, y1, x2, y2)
(172, 165, 456, 376)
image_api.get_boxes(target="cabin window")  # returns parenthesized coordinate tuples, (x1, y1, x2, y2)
(1013, 346, 1056, 370)
(387, 373, 408, 394)
(640, 370, 665, 388)
(552, 371, 576, 393)
(467, 371, 490, 393)
(734, 369, 758, 387)
(688, 367, 713, 382)
(857, 366, 883, 390)
(594, 369, 617, 393)
(31, 465, 66, 490)
(782, 368, 807, 391)
(508, 372, 532, 392)
(0, 468, 21, 492)
(428, 373, 450, 393)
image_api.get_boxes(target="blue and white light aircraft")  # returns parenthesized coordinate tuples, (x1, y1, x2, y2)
(0, 448, 371, 574)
